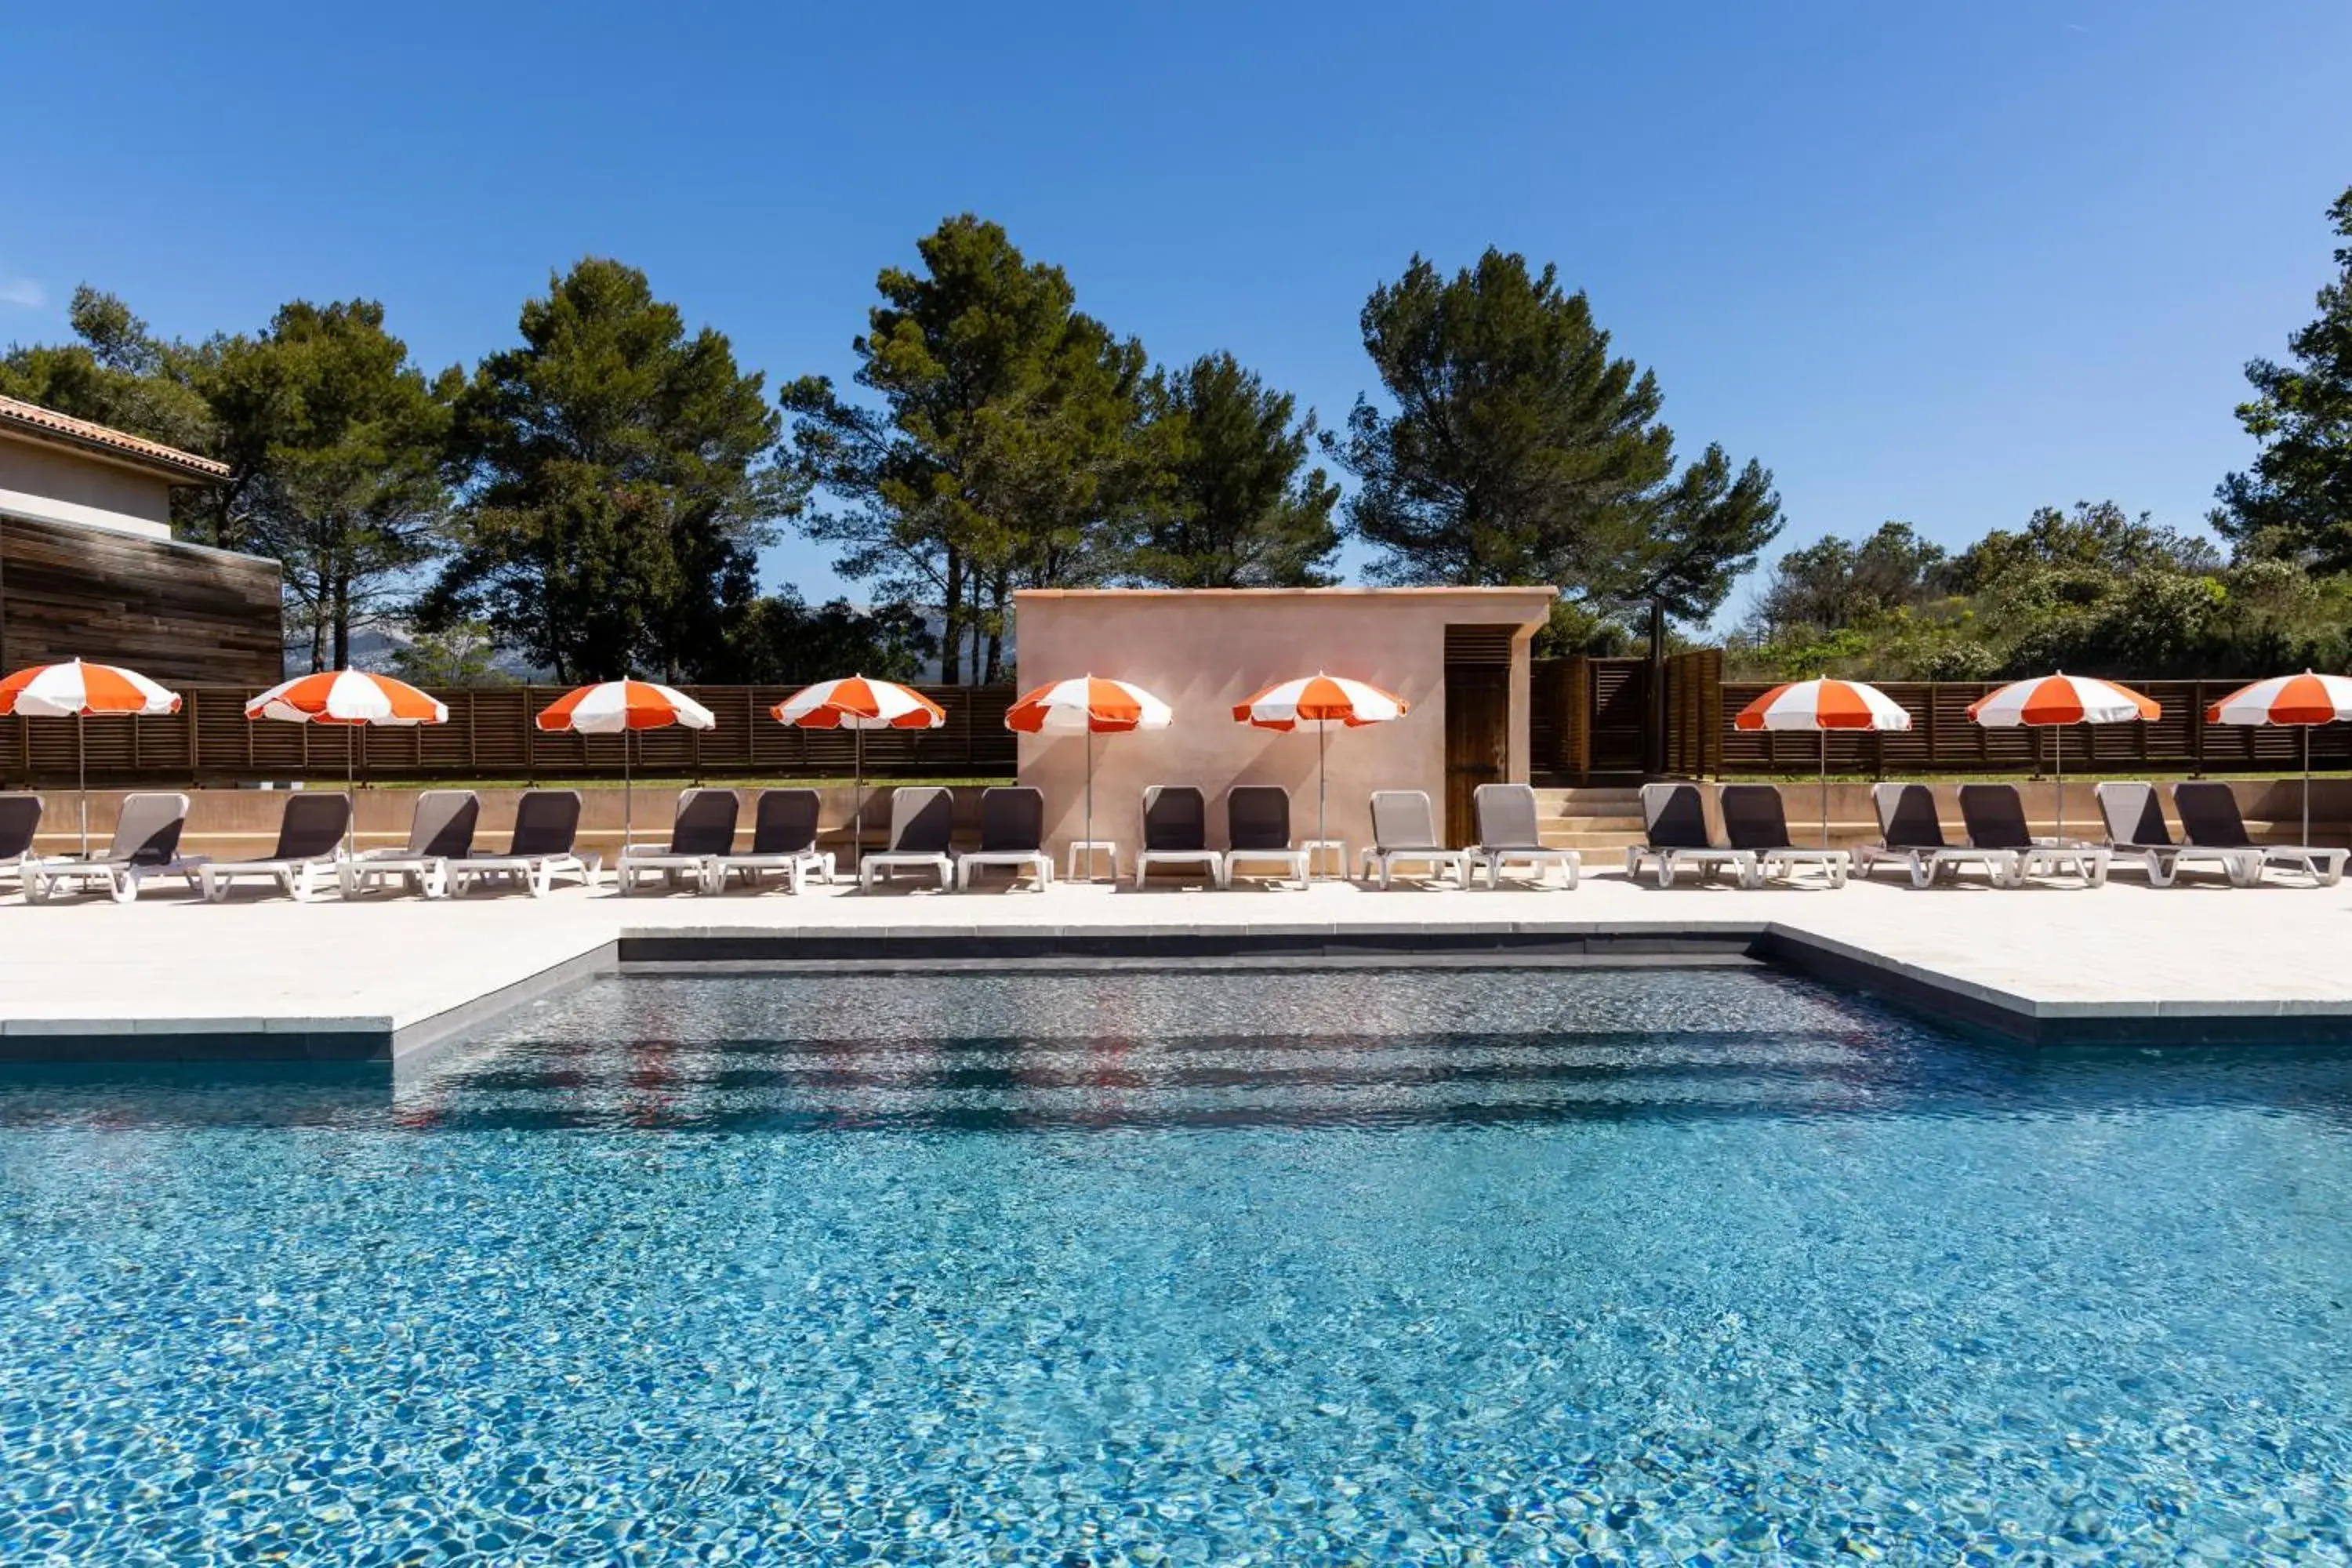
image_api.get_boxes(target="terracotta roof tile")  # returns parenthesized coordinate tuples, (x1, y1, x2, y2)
(0, 395, 231, 481)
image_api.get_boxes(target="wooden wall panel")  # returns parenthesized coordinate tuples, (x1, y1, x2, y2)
(0, 517, 282, 687)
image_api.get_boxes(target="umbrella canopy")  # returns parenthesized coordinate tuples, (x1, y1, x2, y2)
(246, 670, 448, 726)
(772, 675, 945, 731)
(0, 658, 180, 719)
(1004, 677, 1172, 880)
(1734, 678, 1912, 849)
(2205, 670, 2352, 844)
(1234, 673, 1409, 877)
(537, 680, 717, 849)
(1966, 673, 2158, 728)
(1232, 673, 1406, 730)
(773, 677, 946, 860)
(2205, 670, 2352, 728)
(1734, 677, 1913, 733)
(536, 679, 715, 735)
(246, 671, 449, 855)
(1007, 676, 1174, 734)
(0, 659, 182, 855)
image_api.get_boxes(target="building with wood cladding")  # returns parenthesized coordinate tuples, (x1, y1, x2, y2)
(0, 396, 282, 686)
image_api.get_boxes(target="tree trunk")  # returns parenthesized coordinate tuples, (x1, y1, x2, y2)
(982, 570, 1010, 684)
(332, 568, 352, 672)
(940, 546, 964, 685)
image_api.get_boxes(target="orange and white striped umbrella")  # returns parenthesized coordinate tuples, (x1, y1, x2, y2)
(535, 679, 715, 735)
(1007, 675, 1174, 735)
(2207, 671, 2352, 844)
(1735, 677, 1913, 732)
(538, 680, 716, 852)
(1966, 673, 2158, 727)
(0, 659, 181, 855)
(1232, 673, 1406, 730)
(245, 670, 448, 726)
(772, 675, 944, 731)
(2205, 670, 2352, 728)
(0, 658, 180, 718)
(1736, 678, 1910, 849)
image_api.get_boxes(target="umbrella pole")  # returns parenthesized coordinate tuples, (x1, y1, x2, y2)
(1318, 721, 1328, 882)
(2053, 728, 2063, 845)
(77, 710, 89, 858)
(852, 726, 865, 872)
(1084, 726, 1095, 883)
(622, 728, 633, 851)
(1820, 728, 1830, 849)
(345, 725, 355, 858)
(2305, 725, 2313, 846)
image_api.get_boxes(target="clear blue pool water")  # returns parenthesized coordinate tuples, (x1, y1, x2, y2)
(4, 967, 2351, 1564)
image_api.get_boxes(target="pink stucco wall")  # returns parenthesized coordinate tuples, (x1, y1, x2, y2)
(1012, 587, 1555, 867)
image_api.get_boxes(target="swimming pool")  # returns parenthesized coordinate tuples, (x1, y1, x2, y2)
(3, 967, 2348, 1563)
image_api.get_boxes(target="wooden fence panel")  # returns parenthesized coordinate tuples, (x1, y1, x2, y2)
(0, 683, 1021, 786)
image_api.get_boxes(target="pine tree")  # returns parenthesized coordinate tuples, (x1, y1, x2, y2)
(1131, 352, 1340, 587)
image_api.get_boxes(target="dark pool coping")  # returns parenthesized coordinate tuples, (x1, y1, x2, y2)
(5, 920, 2350, 1065)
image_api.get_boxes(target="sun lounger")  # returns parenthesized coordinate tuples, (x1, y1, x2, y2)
(1624, 782, 1756, 888)
(616, 787, 739, 896)
(2172, 781, 2347, 887)
(1363, 789, 1470, 888)
(1467, 782, 1577, 889)
(858, 786, 955, 890)
(956, 786, 1052, 891)
(710, 789, 837, 893)
(198, 792, 351, 902)
(445, 789, 601, 897)
(1222, 785, 1309, 887)
(1855, 784, 2020, 887)
(339, 789, 479, 899)
(0, 793, 41, 898)
(1135, 785, 1223, 887)
(2094, 782, 2259, 887)
(1956, 784, 2107, 887)
(1718, 784, 1849, 887)
(26, 791, 208, 904)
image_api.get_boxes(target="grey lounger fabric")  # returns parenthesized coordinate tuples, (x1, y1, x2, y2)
(859, 787, 955, 889)
(0, 793, 41, 895)
(1624, 782, 1755, 888)
(199, 792, 352, 902)
(2095, 782, 2259, 887)
(1136, 786, 1222, 887)
(1855, 784, 2019, 887)
(1468, 782, 1577, 889)
(26, 791, 208, 903)
(711, 789, 837, 892)
(617, 787, 740, 895)
(2172, 781, 2347, 887)
(447, 789, 601, 896)
(1956, 784, 2107, 887)
(1363, 789, 1468, 888)
(957, 787, 1052, 891)
(1222, 786, 1309, 886)
(1718, 784, 1848, 887)
(340, 789, 479, 898)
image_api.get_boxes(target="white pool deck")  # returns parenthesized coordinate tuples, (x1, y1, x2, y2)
(5, 860, 2350, 1062)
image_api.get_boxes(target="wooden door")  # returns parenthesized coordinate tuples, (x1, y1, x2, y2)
(1443, 663, 1509, 846)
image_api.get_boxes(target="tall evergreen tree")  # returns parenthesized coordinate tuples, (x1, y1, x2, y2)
(1130, 351, 1341, 587)
(2215, 184, 2352, 568)
(426, 259, 786, 683)
(1324, 249, 1780, 652)
(242, 302, 453, 672)
(781, 216, 1150, 683)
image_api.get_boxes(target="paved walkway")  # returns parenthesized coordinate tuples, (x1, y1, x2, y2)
(3, 866, 2347, 1059)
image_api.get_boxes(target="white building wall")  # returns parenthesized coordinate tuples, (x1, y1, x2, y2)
(0, 434, 176, 540)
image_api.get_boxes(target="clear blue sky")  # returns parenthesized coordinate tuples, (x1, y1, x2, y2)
(5, 1, 2348, 626)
